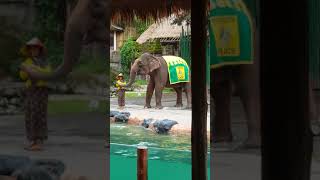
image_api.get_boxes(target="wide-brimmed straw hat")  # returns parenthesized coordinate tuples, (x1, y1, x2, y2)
(20, 37, 46, 57)
(25, 37, 44, 49)
(116, 73, 124, 79)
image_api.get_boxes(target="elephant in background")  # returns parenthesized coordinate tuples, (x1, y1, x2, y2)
(210, 28, 261, 148)
(125, 53, 191, 109)
(211, 28, 320, 148)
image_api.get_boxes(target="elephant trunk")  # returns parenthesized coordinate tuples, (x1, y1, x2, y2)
(24, 0, 92, 80)
(126, 68, 137, 87)
(126, 61, 139, 87)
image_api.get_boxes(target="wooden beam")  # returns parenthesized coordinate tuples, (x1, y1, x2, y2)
(260, 0, 312, 179)
(191, 0, 208, 180)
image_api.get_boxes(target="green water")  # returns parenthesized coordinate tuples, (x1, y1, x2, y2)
(110, 124, 210, 180)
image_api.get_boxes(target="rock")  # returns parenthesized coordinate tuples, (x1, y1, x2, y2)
(110, 111, 119, 117)
(9, 98, 19, 105)
(3, 89, 16, 97)
(120, 112, 130, 117)
(31, 159, 65, 179)
(152, 119, 178, 134)
(114, 114, 129, 123)
(0, 155, 65, 180)
(0, 155, 31, 176)
(0, 98, 8, 107)
(6, 105, 16, 115)
(141, 119, 153, 128)
(0, 107, 6, 115)
(12, 166, 54, 180)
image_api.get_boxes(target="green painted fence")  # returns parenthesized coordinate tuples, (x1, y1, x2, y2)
(179, 27, 211, 86)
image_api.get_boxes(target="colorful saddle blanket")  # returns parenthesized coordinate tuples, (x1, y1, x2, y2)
(162, 56, 190, 84)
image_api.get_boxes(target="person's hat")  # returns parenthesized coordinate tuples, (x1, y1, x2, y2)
(20, 37, 45, 56)
(25, 37, 44, 49)
(117, 73, 123, 77)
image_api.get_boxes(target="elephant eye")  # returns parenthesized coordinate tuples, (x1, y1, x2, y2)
(138, 62, 144, 67)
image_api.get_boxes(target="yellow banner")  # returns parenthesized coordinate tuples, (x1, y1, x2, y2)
(210, 15, 240, 57)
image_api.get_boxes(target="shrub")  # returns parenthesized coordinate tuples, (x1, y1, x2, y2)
(120, 38, 141, 77)
(141, 39, 163, 55)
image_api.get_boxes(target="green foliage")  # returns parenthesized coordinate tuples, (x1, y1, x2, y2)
(171, 12, 191, 25)
(110, 69, 119, 86)
(141, 39, 162, 54)
(77, 54, 106, 73)
(0, 17, 32, 79)
(133, 17, 153, 36)
(22, 0, 66, 69)
(33, 0, 66, 41)
(120, 38, 142, 77)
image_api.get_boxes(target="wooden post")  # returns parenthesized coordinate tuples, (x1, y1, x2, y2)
(191, 0, 208, 180)
(260, 0, 312, 180)
(137, 146, 148, 180)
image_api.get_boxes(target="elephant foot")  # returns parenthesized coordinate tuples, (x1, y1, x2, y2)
(155, 105, 163, 109)
(185, 104, 192, 109)
(174, 103, 183, 108)
(144, 105, 152, 109)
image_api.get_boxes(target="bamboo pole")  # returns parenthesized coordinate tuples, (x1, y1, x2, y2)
(137, 146, 148, 180)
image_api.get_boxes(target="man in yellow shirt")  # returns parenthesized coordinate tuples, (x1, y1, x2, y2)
(19, 37, 51, 151)
(115, 73, 126, 109)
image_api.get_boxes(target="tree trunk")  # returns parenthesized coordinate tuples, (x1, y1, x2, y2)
(191, 0, 208, 180)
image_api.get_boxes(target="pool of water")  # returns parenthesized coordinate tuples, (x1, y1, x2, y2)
(110, 124, 210, 180)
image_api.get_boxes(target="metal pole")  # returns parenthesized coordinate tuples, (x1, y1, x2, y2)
(137, 146, 148, 180)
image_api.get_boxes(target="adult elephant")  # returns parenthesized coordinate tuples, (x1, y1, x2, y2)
(125, 53, 192, 109)
(210, 27, 261, 148)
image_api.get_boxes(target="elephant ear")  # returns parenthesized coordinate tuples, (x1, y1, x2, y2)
(149, 57, 161, 72)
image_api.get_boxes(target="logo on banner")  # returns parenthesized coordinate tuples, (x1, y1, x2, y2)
(210, 16, 240, 56)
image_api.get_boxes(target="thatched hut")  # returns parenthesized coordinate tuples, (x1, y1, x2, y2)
(136, 16, 190, 56)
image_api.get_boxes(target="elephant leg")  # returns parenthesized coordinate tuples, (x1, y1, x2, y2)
(145, 79, 155, 108)
(155, 84, 164, 109)
(185, 82, 192, 109)
(235, 65, 261, 147)
(211, 68, 233, 143)
(174, 87, 183, 107)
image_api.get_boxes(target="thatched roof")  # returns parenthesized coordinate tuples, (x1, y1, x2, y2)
(110, 24, 124, 32)
(111, 0, 191, 22)
(136, 16, 190, 44)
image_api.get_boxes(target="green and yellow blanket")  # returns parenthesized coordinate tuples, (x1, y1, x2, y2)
(162, 56, 190, 84)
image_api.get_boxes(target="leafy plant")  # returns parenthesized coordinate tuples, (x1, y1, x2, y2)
(120, 38, 142, 77)
(133, 17, 153, 36)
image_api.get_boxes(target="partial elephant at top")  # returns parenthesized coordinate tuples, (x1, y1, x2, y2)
(125, 53, 191, 109)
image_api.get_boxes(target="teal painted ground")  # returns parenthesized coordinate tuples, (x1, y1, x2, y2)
(110, 124, 210, 180)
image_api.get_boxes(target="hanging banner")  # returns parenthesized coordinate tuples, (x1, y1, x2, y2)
(209, 0, 254, 69)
